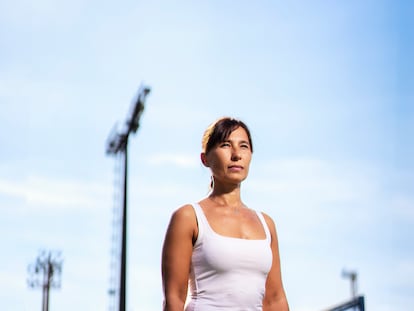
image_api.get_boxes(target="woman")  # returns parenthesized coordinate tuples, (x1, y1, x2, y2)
(161, 117, 289, 311)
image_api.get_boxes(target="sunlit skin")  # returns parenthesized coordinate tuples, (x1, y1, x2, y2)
(161, 126, 289, 311)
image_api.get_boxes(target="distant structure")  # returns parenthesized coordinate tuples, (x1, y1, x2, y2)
(342, 268, 358, 299)
(105, 84, 151, 311)
(322, 268, 365, 311)
(27, 250, 63, 311)
(323, 296, 365, 311)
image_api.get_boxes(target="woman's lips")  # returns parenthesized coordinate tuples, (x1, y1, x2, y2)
(228, 165, 243, 171)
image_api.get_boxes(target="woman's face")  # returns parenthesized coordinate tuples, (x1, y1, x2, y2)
(203, 126, 252, 186)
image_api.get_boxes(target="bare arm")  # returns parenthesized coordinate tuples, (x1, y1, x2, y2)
(262, 213, 289, 311)
(161, 205, 197, 311)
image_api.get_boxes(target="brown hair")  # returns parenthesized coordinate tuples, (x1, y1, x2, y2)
(201, 117, 253, 154)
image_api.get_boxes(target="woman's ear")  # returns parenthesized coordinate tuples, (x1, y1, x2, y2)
(200, 153, 209, 167)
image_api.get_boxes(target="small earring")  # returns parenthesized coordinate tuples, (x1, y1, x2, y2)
(210, 176, 215, 189)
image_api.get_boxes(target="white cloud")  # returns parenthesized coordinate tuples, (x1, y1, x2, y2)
(0, 175, 111, 211)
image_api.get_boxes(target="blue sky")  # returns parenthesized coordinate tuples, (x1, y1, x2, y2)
(1, 0, 413, 310)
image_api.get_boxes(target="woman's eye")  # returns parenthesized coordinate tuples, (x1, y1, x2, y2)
(220, 142, 231, 147)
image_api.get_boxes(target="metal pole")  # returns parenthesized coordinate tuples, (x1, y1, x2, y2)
(43, 258, 51, 311)
(42, 264, 48, 311)
(342, 269, 357, 299)
(28, 251, 62, 311)
(119, 142, 128, 311)
(105, 84, 150, 311)
(358, 296, 365, 311)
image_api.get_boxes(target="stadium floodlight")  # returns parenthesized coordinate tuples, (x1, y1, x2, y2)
(127, 86, 151, 134)
(106, 85, 151, 155)
(27, 250, 63, 311)
(105, 84, 151, 311)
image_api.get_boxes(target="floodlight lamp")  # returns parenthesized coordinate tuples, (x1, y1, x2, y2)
(129, 86, 151, 134)
(342, 269, 357, 280)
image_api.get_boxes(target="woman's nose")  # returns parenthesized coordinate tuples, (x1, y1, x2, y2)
(231, 148, 241, 161)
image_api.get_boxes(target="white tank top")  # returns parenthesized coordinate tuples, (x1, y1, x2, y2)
(185, 203, 273, 311)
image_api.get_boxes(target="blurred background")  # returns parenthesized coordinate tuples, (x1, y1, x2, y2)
(1, 0, 413, 310)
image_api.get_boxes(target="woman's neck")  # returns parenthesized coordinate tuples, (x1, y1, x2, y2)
(209, 187, 242, 208)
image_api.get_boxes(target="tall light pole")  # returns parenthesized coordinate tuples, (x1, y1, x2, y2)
(106, 84, 151, 311)
(27, 250, 63, 311)
(342, 268, 358, 299)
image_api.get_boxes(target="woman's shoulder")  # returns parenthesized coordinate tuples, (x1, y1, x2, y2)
(175, 203, 195, 213)
(259, 211, 273, 221)
(165, 204, 199, 240)
(259, 211, 277, 232)
(169, 203, 197, 224)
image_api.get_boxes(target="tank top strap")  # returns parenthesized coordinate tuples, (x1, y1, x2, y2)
(255, 211, 271, 243)
(191, 203, 207, 246)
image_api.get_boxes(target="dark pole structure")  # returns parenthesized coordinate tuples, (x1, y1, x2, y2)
(323, 296, 365, 311)
(27, 250, 63, 311)
(120, 141, 128, 311)
(342, 269, 358, 299)
(323, 269, 364, 311)
(106, 84, 151, 311)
